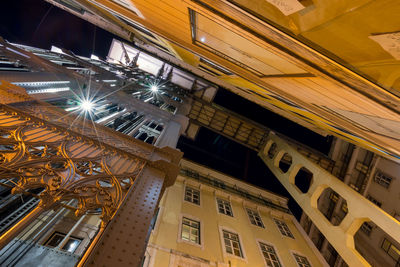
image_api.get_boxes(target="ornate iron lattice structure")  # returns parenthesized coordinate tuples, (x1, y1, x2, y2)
(0, 102, 147, 225)
(0, 83, 182, 266)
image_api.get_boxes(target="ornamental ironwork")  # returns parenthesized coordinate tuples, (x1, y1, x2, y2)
(0, 104, 147, 225)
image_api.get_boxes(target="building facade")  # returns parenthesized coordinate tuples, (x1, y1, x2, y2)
(2, 0, 400, 264)
(0, 37, 325, 267)
(300, 138, 400, 267)
(145, 159, 326, 267)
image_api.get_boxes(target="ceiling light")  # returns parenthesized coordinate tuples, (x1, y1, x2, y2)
(150, 85, 158, 92)
(81, 100, 94, 111)
(200, 37, 206, 42)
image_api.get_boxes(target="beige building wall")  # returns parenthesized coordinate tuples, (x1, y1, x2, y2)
(301, 137, 400, 267)
(145, 160, 327, 267)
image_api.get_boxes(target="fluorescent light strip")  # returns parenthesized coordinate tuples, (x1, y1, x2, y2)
(27, 87, 70, 94)
(13, 81, 70, 87)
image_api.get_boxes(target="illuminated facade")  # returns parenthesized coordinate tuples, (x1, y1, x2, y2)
(145, 159, 326, 267)
(1, 0, 400, 266)
(299, 137, 400, 266)
(0, 36, 326, 266)
(0, 36, 329, 266)
(45, 0, 400, 161)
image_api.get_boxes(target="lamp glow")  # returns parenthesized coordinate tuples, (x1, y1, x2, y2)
(81, 100, 94, 111)
(150, 85, 158, 92)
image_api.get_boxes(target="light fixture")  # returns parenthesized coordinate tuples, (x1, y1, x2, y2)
(200, 37, 206, 42)
(81, 100, 94, 111)
(150, 85, 158, 92)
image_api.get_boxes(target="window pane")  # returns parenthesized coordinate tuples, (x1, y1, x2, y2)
(388, 246, 400, 260)
(184, 187, 200, 205)
(62, 239, 81, 253)
(260, 243, 281, 267)
(222, 230, 243, 257)
(46, 233, 65, 247)
(234, 248, 240, 256)
(382, 239, 391, 251)
(181, 217, 200, 244)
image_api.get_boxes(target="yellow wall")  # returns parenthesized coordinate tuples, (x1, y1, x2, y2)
(147, 161, 325, 267)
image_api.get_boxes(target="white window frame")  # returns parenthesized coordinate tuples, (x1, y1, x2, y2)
(274, 218, 294, 239)
(246, 208, 264, 228)
(291, 250, 313, 267)
(216, 197, 234, 217)
(44, 231, 82, 253)
(257, 239, 285, 267)
(218, 226, 247, 262)
(177, 214, 204, 249)
(183, 185, 201, 206)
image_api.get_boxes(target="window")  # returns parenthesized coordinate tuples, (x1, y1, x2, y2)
(374, 171, 392, 189)
(381, 238, 400, 263)
(274, 219, 294, 238)
(341, 202, 348, 213)
(293, 253, 311, 267)
(217, 198, 233, 216)
(181, 217, 200, 244)
(45, 231, 82, 253)
(222, 230, 243, 257)
(367, 195, 382, 207)
(329, 192, 339, 203)
(360, 222, 373, 236)
(246, 208, 264, 228)
(259, 242, 282, 267)
(184, 186, 200, 205)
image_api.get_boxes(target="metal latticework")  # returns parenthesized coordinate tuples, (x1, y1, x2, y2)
(0, 104, 146, 224)
(188, 99, 268, 150)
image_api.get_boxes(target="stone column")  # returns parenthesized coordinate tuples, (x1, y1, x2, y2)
(155, 114, 188, 148)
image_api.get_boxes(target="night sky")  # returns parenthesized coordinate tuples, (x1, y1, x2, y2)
(1, 0, 333, 219)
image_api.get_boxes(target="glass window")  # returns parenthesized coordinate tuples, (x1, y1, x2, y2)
(329, 192, 339, 203)
(381, 238, 400, 263)
(45, 232, 82, 253)
(367, 195, 382, 207)
(222, 230, 243, 257)
(246, 208, 264, 228)
(274, 219, 294, 238)
(293, 253, 311, 267)
(217, 198, 233, 216)
(181, 217, 200, 244)
(259, 242, 282, 267)
(184, 186, 200, 205)
(374, 171, 392, 189)
(341, 202, 348, 213)
(360, 222, 373, 236)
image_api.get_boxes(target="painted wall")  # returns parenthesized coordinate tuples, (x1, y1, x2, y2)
(146, 160, 325, 267)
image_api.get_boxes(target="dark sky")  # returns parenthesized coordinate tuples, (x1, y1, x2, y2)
(1, 0, 114, 58)
(1, 0, 333, 219)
